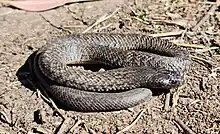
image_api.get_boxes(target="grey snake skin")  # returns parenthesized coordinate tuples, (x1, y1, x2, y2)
(31, 33, 190, 111)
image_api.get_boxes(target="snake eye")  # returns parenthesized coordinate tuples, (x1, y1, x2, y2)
(168, 73, 183, 87)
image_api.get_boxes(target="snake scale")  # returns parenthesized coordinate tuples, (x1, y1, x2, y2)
(31, 33, 190, 111)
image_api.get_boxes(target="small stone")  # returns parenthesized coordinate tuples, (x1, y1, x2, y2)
(34, 109, 46, 124)
(98, 68, 105, 72)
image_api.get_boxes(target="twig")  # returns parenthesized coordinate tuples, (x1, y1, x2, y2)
(34, 126, 51, 134)
(0, 111, 11, 125)
(164, 92, 171, 111)
(96, 23, 112, 31)
(88, 128, 97, 134)
(195, 46, 219, 53)
(174, 116, 196, 134)
(152, 19, 187, 28)
(150, 30, 184, 37)
(68, 119, 83, 133)
(192, 4, 217, 31)
(49, 97, 66, 120)
(82, 8, 120, 33)
(56, 118, 71, 134)
(171, 41, 206, 49)
(180, 28, 187, 40)
(199, 1, 217, 5)
(40, 14, 72, 34)
(116, 109, 146, 134)
(37, 89, 49, 102)
(38, 84, 66, 120)
(190, 99, 200, 105)
(172, 84, 187, 113)
(82, 122, 89, 133)
(132, 16, 150, 25)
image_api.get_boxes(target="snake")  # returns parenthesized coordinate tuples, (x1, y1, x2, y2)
(30, 33, 190, 112)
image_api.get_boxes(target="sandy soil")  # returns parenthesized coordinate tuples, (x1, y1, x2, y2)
(0, 0, 220, 133)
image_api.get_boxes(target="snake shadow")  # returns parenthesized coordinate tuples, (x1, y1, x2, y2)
(16, 51, 168, 112)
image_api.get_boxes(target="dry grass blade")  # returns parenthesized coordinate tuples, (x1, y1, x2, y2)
(116, 109, 146, 134)
(0, 111, 11, 125)
(149, 30, 184, 37)
(171, 41, 206, 49)
(37, 84, 66, 120)
(132, 16, 150, 25)
(34, 126, 52, 134)
(172, 84, 187, 113)
(40, 14, 72, 34)
(195, 47, 219, 53)
(56, 118, 71, 134)
(82, 8, 120, 33)
(174, 116, 196, 134)
(68, 120, 83, 133)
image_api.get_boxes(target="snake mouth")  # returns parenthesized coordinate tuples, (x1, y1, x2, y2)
(163, 75, 183, 89)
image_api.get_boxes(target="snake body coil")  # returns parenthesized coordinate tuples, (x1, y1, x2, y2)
(32, 33, 190, 111)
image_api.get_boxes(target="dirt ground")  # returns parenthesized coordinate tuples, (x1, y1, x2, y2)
(0, 0, 220, 133)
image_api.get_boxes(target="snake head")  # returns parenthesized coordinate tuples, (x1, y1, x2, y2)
(147, 70, 183, 90)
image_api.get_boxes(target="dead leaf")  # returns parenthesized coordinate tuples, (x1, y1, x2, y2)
(2, 0, 99, 12)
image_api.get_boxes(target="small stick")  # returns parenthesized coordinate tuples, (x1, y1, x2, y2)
(164, 92, 171, 111)
(82, 8, 120, 33)
(34, 126, 51, 134)
(132, 16, 150, 25)
(96, 23, 112, 31)
(68, 119, 83, 133)
(151, 19, 187, 28)
(180, 28, 187, 40)
(195, 47, 219, 53)
(171, 41, 206, 49)
(38, 84, 66, 120)
(0, 111, 11, 125)
(199, 1, 217, 5)
(149, 30, 184, 37)
(116, 109, 146, 134)
(174, 116, 196, 134)
(82, 122, 89, 133)
(48, 97, 66, 120)
(192, 4, 217, 31)
(172, 84, 186, 113)
(88, 128, 97, 134)
(40, 14, 72, 34)
(56, 118, 71, 134)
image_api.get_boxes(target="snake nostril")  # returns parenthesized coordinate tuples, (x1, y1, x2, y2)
(171, 77, 182, 85)
(171, 79, 178, 85)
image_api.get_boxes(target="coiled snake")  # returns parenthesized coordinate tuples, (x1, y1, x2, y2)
(31, 33, 190, 111)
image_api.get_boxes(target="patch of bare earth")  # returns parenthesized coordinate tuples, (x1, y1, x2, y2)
(0, 0, 219, 133)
